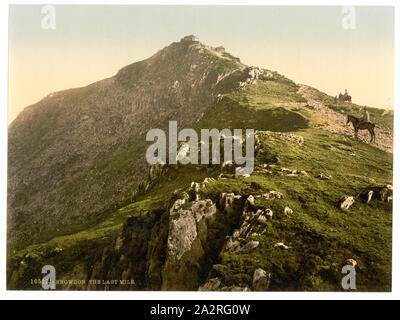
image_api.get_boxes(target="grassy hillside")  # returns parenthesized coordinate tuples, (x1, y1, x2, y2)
(8, 66, 392, 291)
(301, 85, 393, 132)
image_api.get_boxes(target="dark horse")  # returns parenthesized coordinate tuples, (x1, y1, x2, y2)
(346, 115, 376, 143)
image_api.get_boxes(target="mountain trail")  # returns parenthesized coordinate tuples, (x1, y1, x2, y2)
(298, 85, 393, 153)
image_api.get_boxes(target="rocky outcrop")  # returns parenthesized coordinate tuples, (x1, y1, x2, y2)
(239, 67, 273, 88)
(161, 191, 245, 290)
(161, 198, 221, 290)
(166, 199, 216, 262)
(252, 268, 271, 291)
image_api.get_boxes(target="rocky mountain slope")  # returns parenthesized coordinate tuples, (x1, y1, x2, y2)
(7, 36, 393, 291)
(8, 36, 248, 247)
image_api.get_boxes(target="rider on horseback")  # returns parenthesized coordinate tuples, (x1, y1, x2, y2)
(346, 107, 376, 143)
(360, 106, 370, 125)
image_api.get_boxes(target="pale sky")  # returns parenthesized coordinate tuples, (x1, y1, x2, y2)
(8, 5, 394, 124)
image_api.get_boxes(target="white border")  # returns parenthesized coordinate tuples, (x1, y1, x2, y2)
(1, 0, 399, 300)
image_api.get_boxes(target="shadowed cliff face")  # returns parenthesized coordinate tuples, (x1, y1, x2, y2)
(8, 38, 245, 247)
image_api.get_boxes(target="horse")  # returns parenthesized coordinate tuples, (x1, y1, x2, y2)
(339, 93, 352, 103)
(346, 115, 376, 143)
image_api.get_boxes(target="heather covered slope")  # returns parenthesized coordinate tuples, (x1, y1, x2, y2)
(7, 37, 247, 247)
(7, 61, 393, 291)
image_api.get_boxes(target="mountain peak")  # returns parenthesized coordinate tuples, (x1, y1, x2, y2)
(176, 35, 241, 63)
(180, 34, 199, 43)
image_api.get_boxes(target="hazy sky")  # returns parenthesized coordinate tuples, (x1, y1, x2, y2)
(8, 5, 394, 124)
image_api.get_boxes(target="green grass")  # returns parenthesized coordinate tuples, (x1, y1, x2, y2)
(199, 128, 391, 291)
(198, 77, 309, 132)
(199, 47, 243, 74)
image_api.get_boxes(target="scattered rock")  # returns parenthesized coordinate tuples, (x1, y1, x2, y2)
(284, 206, 293, 215)
(256, 208, 273, 220)
(257, 215, 267, 223)
(225, 238, 241, 253)
(199, 278, 221, 291)
(239, 66, 266, 88)
(265, 209, 273, 219)
(245, 195, 255, 209)
(252, 268, 271, 291)
(203, 177, 215, 184)
(317, 173, 332, 180)
(367, 190, 374, 203)
(240, 241, 260, 252)
(340, 196, 355, 210)
(346, 259, 357, 267)
(232, 229, 240, 239)
(277, 133, 304, 145)
(274, 242, 291, 250)
(261, 191, 283, 200)
(239, 219, 252, 236)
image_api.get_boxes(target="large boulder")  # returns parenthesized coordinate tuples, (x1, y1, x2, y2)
(162, 198, 219, 290)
